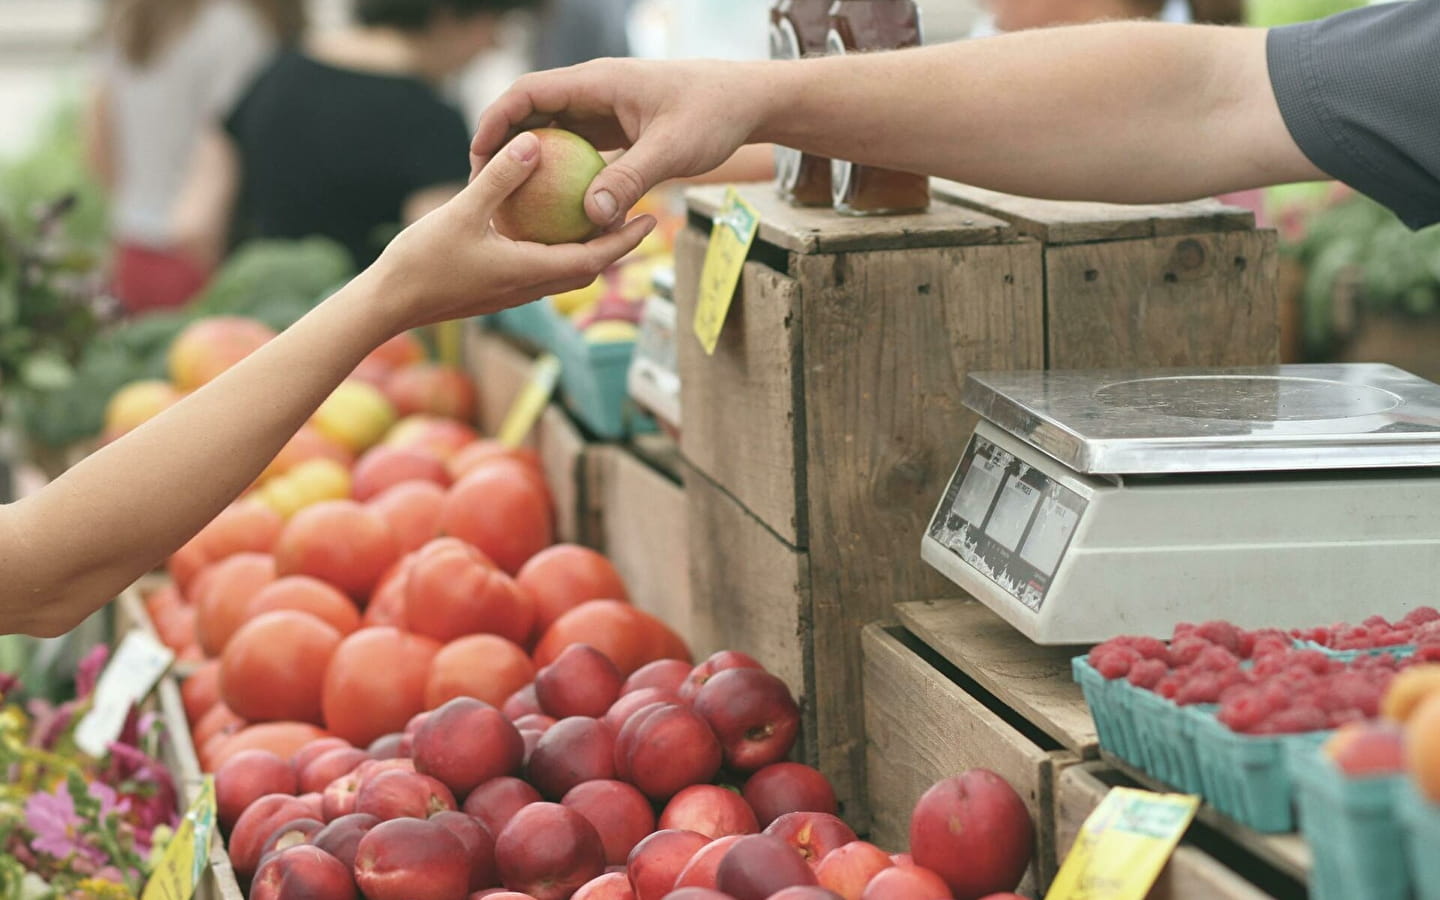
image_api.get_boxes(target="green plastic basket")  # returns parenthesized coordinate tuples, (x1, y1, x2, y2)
(549, 316, 656, 440)
(1074, 657, 1143, 768)
(1401, 785, 1440, 900)
(1293, 744, 1409, 900)
(1190, 709, 1330, 833)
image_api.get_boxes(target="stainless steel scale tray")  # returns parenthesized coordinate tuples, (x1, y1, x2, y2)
(964, 364, 1440, 475)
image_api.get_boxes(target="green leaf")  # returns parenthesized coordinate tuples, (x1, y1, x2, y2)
(19, 353, 74, 391)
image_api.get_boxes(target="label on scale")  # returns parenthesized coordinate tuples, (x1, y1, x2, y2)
(927, 434, 1087, 611)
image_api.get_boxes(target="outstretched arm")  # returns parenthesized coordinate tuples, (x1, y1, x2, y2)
(0, 133, 655, 638)
(472, 23, 1321, 227)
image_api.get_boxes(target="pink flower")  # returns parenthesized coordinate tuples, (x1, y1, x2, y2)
(25, 785, 95, 864)
(0, 669, 18, 697)
(76, 645, 109, 699)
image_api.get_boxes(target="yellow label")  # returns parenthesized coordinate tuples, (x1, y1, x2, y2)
(693, 187, 760, 356)
(142, 776, 216, 900)
(435, 321, 463, 368)
(1045, 787, 1199, 900)
(498, 353, 561, 448)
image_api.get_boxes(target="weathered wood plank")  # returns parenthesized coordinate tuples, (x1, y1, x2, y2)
(896, 597, 1098, 756)
(1045, 231, 1280, 369)
(535, 404, 587, 545)
(685, 184, 1010, 255)
(862, 624, 1065, 894)
(675, 227, 807, 545)
(1055, 764, 1285, 900)
(799, 241, 1046, 829)
(465, 324, 535, 436)
(594, 446, 692, 641)
(932, 180, 1255, 244)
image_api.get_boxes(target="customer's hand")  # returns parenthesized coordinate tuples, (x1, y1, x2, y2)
(375, 131, 656, 333)
(470, 59, 766, 229)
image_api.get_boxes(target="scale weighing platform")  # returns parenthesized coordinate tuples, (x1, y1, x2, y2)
(921, 364, 1440, 644)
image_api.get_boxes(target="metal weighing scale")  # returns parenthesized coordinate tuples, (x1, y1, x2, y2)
(921, 363, 1440, 644)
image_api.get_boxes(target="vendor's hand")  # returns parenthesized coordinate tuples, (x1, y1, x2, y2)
(375, 131, 657, 332)
(470, 59, 765, 229)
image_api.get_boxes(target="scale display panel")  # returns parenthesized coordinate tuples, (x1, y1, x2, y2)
(927, 432, 1088, 611)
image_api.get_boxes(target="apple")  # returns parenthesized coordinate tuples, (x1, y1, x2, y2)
(561, 780, 656, 866)
(355, 817, 471, 900)
(216, 750, 297, 833)
(617, 704, 722, 800)
(816, 842, 893, 900)
(673, 835, 745, 890)
(660, 785, 760, 839)
(432, 810, 500, 891)
(623, 659, 693, 696)
(626, 829, 711, 900)
(414, 697, 526, 796)
(679, 652, 764, 704)
(692, 669, 800, 772)
(860, 865, 953, 900)
(312, 813, 380, 870)
(464, 777, 542, 837)
(535, 644, 624, 719)
(764, 812, 858, 868)
(528, 717, 617, 800)
(492, 129, 606, 245)
(743, 764, 838, 828)
(908, 771, 1032, 900)
(495, 802, 607, 900)
(251, 844, 356, 900)
(355, 770, 457, 821)
(716, 834, 818, 900)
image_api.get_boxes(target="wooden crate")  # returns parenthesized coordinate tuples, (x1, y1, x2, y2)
(861, 623, 1077, 895)
(1054, 764, 1301, 900)
(675, 183, 1279, 825)
(589, 442, 691, 639)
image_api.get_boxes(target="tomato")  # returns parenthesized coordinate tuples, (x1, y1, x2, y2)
(273, 500, 400, 600)
(193, 701, 247, 752)
(533, 600, 691, 676)
(367, 481, 446, 555)
(193, 553, 277, 657)
(440, 465, 552, 574)
(245, 575, 361, 636)
(221, 610, 342, 724)
(404, 538, 534, 645)
(208, 722, 330, 770)
(322, 627, 441, 746)
(517, 544, 630, 637)
(363, 556, 413, 629)
(181, 660, 222, 726)
(425, 634, 536, 709)
(198, 500, 284, 561)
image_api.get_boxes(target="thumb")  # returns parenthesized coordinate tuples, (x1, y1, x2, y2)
(584, 137, 678, 227)
(463, 132, 541, 221)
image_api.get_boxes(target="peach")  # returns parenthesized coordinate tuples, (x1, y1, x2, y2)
(673, 835, 745, 891)
(492, 129, 606, 245)
(536, 644, 624, 719)
(168, 316, 275, 391)
(1384, 664, 1440, 722)
(505, 685, 543, 720)
(909, 772, 1031, 900)
(313, 813, 381, 870)
(257, 816, 326, 862)
(300, 747, 371, 795)
(355, 770, 457, 821)
(426, 633, 536, 710)
(1324, 721, 1406, 775)
(816, 843, 893, 900)
(622, 660, 693, 697)
(561, 780, 656, 866)
(199, 500, 285, 562)
(860, 866, 953, 900)
(626, 829, 711, 900)
(441, 466, 553, 575)
(464, 777, 543, 837)
(744, 764, 838, 829)
(414, 697, 526, 796)
(230, 793, 320, 880)
(528, 717, 616, 799)
(605, 688, 681, 733)
(275, 500, 400, 600)
(660, 786, 760, 840)
(385, 415, 479, 460)
(182, 661, 223, 726)
(572, 871, 635, 900)
(220, 610, 340, 724)
(406, 538, 534, 645)
(764, 813, 858, 869)
(432, 810, 500, 891)
(383, 363, 478, 421)
(369, 481, 447, 555)
(216, 749, 297, 832)
(716, 834, 818, 900)
(352, 445, 451, 502)
(678, 652, 764, 704)
(193, 552, 277, 657)
(619, 704, 723, 800)
(693, 669, 800, 772)
(516, 545, 630, 636)
(251, 844, 357, 900)
(355, 817, 471, 900)
(496, 802, 607, 900)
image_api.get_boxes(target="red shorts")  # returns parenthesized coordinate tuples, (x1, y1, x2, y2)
(112, 243, 210, 314)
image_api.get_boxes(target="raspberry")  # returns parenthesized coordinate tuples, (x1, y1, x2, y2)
(1292, 650, 1335, 675)
(1251, 636, 1292, 660)
(1155, 675, 1182, 700)
(1217, 689, 1272, 733)
(1126, 658, 1169, 690)
(1168, 637, 1211, 667)
(1172, 622, 1198, 640)
(1261, 704, 1329, 734)
(1176, 672, 1223, 706)
(1196, 621, 1243, 655)
(1125, 637, 1172, 664)
(1327, 708, 1366, 728)
(1087, 638, 1133, 668)
(1195, 645, 1241, 673)
(1252, 653, 1292, 678)
(1217, 668, 1252, 692)
(1094, 647, 1141, 679)
(1219, 681, 1254, 704)
(1414, 644, 1440, 664)
(1364, 615, 1392, 629)
(1405, 607, 1440, 626)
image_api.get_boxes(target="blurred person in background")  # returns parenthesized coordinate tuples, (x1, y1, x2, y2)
(173, 0, 537, 271)
(85, 0, 304, 315)
(532, 0, 633, 70)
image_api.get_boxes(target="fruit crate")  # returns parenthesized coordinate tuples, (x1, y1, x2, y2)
(1292, 639, 1417, 662)
(1400, 783, 1440, 900)
(486, 299, 557, 352)
(1292, 743, 1409, 900)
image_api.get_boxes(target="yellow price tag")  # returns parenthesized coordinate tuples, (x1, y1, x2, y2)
(693, 187, 760, 356)
(142, 776, 216, 900)
(1045, 787, 1199, 900)
(497, 353, 561, 448)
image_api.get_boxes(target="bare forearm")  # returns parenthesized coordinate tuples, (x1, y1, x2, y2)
(1, 269, 397, 635)
(752, 23, 1320, 203)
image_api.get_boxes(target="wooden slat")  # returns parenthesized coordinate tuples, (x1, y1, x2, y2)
(862, 624, 1067, 895)
(675, 228, 806, 546)
(896, 597, 1098, 756)
(685, 184, 1010, 255)
(1045, 231, 1280, 369)
(465, 324, 536, 437)
(684, 466, 810, 722)
(1055, 764, 1279, 900)
(933, 180, 1256, 245)
(798, 240, 1046, 828)
(593, 446, 692, 641)
(535, 404, 588, 545)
